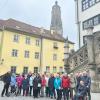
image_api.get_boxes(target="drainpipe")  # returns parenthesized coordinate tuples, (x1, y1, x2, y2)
(0, 26, 4, 60)
(75, 0, 81, 48)
(40, 37, 43, 73)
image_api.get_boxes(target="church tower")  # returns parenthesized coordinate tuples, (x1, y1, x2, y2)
(50, 1, 63, 35)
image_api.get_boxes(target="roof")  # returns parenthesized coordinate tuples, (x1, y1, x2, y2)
(0, 18, 74, 43)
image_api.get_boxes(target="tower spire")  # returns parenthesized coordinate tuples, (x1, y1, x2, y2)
(50, 1, 63, 35)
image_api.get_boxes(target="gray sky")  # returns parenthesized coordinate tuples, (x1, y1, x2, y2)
(0, 0, 77, 48)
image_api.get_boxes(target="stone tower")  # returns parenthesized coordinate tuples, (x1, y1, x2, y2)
(50, 1, 63, 35)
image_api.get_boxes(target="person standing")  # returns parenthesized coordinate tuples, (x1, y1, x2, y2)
(16, 74, 24, 95)
(33, 74, 39, 98)
(1, 72, 11, 97)
(29, 74, 34, 96)
(10, 73, 16, 94)
(54, 73, 62, 100)
(69, 73, 76, 100)
(37, 73, 42, 97)
(45, 74, 50, 97)
(41, 75, 46, 97)
(48, 74, 56, 99)
(22, 75, 29, 96)
(81, 71, 91, 100)
(62, 73, 70, 100)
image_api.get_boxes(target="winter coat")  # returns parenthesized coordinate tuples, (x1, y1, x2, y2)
(77, 84, 86, 96)
(33, 77, 38, 89)
(22, 78, 29, 90)
(62, 76, 70, 89)
(3, 73, 11, 84)
(29, 76, 34, 86)
(45, 77, 49, 87)
(70, 77, 76, 88)
(10, 76, 16, 86)
(16, 76, 24, 87)
(41, 78, 46, 87)
(54, 77, 61, 89)
(81, 76, 91, 89)
(48, 76, 55, 90)
(76, 76, 82, 88)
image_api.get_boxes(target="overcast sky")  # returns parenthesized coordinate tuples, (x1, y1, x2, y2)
(0, 0, 77, 48)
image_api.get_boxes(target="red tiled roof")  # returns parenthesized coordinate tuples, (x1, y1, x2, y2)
(0, 18, 74, 44)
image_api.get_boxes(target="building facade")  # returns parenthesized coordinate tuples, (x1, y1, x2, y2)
(0, 19, 74, 75)
(75, 0, 100, 48)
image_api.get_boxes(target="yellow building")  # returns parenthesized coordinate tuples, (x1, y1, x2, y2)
(0, 19, 74, 75)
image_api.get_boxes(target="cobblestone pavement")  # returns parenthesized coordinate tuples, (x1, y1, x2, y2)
(0, 81, 100, 100)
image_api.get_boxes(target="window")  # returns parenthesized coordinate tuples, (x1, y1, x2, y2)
(34, 67, 38, 73)
(83, 21, 88, 29)
(23, 67, 28, 74)
(82, 0, 89, 11)
(53, 42, 58, 49)
(53, 54, 57, 61)
(94, 16, 99, 25)
(96, 0, 100, 3)
(13, 34, 19, 42)
(35, 52, 39, 59)
(36, 39, 40, 46)
(89, 0, 95, 6)
(12, 49, 18, 57)
(26, 37, 30, 44)
(53, 66, 57, 73)
(24, 50, 29, 58)
(88, 19, 93, 26)
(83, 14, 100, 30)
(46, 66, 50, 73)
(82, 0, 100, 11)
(11, 66, 16, 73)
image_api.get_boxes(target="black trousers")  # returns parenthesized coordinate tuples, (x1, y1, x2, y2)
(63, 88, 69, 100)
(56, 89, 62, 100)
(38, 87, 41, 96)
(33, 89, 38, 98)
(23, 87, 29, 96)
(1, 83, 10, 96)
(29, 86, 33, 96)
(49, 88, 56, 98)
(46, 87, 50, 97)
(86, 88, 91, 100)
(17, 86, 22, 95)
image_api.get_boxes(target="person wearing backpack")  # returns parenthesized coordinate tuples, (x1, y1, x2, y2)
(62, 73, 70, 100)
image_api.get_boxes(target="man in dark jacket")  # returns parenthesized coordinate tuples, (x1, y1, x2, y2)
(1, 72, 11, 97)
(33, 74, 39, 98)
(48, 74, 56, 99)
(81, 71, 91, 100)
(74, 80, 87, 100)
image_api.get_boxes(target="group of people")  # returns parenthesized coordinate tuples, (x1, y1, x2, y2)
(1, 70, 91, 100)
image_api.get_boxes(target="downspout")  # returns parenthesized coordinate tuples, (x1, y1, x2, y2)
(75, 0, 81, 48)
(40, 37, 43, 73)
(0, 26, 4, 60)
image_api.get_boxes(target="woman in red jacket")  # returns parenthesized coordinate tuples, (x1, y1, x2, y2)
(41, 75, 46, 97)
(62, 73, 71, 100)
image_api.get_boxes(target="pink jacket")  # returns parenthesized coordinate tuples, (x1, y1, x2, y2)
(16, 76, 24, 87)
